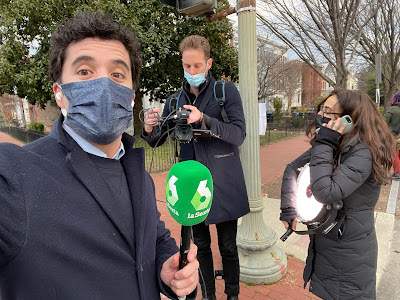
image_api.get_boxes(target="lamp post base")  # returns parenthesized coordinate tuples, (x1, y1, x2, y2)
(238, 245, 287, 284)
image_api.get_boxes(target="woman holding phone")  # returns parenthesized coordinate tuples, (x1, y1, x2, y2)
(280, 89, 395, 300)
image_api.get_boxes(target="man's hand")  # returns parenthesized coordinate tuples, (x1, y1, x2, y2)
(183, 105, 201, 124)
(144, 107, 161, 133)
(161, 243, 199, 297)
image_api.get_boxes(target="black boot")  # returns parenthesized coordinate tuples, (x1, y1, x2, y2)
(227, 296, 239, 300)
(202, 295, 216, 300)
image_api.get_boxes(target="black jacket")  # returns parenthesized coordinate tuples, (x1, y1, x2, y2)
(142, 74, 249, 225)
(384, 102, 400, 136)
(0, 116, 191, 299)
(281, 127, 378, 300)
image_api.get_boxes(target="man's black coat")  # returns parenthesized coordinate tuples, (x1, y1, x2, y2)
(142, 74, 249, 225)
(0, 116, 188, 299)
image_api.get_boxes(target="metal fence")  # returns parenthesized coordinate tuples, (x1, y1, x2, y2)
(133, 137, 179, 174)
(1, 121, 309, 174)
(0, 126, 46, 143)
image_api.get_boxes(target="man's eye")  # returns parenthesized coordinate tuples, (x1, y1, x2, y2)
(78, 69, 91, 76)
(112, 73, 124, 79)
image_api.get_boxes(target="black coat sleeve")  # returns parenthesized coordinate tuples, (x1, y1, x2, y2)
(310, 127, 373, 205)
(0, 144, 27, 267)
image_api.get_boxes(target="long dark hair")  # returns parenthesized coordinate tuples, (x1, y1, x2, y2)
(308, 89, 395, 184)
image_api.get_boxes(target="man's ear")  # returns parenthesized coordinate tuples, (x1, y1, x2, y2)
(53, 83, 65, 109)
(207, 58, 213, 71)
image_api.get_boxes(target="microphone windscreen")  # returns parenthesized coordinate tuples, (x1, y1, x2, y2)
(166, 160, 213, 226)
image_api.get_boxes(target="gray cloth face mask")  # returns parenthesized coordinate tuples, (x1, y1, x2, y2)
(59, 77, 135, 145)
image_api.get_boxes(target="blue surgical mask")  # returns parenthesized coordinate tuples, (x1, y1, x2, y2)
(184, 66, 207, 87)
(59, 77, 135, 145)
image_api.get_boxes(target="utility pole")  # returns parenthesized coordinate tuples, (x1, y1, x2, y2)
(376, 53, 382, 109)
(374, 13, 381, 109)
(236, 0, 287, 284)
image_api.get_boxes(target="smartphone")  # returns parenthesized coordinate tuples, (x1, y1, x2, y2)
(332, 115, 353, 134)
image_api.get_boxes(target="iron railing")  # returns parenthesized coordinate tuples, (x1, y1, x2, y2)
(1, 121, 308, 173)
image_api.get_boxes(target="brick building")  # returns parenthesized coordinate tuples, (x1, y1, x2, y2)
(301, 64, 326, 108)
(34, 102, 62, 133)
(0, 93, 60, 133)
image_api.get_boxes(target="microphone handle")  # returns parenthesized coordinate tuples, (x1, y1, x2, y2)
(179, 225, 192, 269)
(178, 225, 192, 300)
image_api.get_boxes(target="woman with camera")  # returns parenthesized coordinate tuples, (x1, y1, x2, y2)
(280, 89, 395, 300)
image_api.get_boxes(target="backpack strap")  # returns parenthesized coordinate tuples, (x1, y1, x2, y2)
(214, 81, 229, 123)
(168, 89, 183, 113)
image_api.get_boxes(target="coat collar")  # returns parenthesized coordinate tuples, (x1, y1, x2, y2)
(181, 73, 216, 112)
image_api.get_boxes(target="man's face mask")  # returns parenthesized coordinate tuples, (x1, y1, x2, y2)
(184, 65, 207, 88)
(59, 77, 135, 145)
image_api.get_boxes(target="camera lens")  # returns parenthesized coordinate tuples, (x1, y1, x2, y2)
(175, 124, 193, 142)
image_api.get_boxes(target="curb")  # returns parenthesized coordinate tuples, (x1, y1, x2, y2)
(375, 180, 398, 289)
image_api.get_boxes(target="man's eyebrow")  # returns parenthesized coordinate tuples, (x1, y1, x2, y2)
(71, 56, 130, 72)
(71, 55, 94, 66)
(112, 59, 130, 72)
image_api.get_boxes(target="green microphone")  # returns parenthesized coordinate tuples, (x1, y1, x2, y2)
(166, 160, 213, 280)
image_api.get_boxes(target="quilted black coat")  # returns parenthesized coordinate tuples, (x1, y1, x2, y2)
(281, 127, 379, 300)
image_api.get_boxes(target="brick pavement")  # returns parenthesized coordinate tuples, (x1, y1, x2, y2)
(0, 131, 319, 299)
(0, 131, 24, 146)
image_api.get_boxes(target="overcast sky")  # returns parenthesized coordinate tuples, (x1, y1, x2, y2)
(226, 0, 299, 60)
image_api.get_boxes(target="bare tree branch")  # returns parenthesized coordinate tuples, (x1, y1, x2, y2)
(258, 0, 378, 89)
(354, 0, 400, 106)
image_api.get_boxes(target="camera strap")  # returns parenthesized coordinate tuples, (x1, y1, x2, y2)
(169, 90, 183, 114)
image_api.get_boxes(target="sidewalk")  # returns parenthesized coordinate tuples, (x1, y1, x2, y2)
(1, 131, 397, 299)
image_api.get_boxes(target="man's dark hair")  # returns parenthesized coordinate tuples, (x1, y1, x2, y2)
(48, 11, 142, 89)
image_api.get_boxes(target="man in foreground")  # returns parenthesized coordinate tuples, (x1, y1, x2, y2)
(0, 11, 198, 299)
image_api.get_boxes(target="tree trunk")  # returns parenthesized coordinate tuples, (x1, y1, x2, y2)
(383, 79, 397, 109)
(335, 54, 348, 90)
(133, 91, 143, 138)
(286, 94, 293, 116)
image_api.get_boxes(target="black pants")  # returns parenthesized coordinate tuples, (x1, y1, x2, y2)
(192, 219, 239, 298)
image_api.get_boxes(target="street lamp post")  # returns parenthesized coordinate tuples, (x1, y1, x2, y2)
(236, 0, 287, 284)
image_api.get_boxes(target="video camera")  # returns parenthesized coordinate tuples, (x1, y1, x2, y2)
(169, 108, 210, 143)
